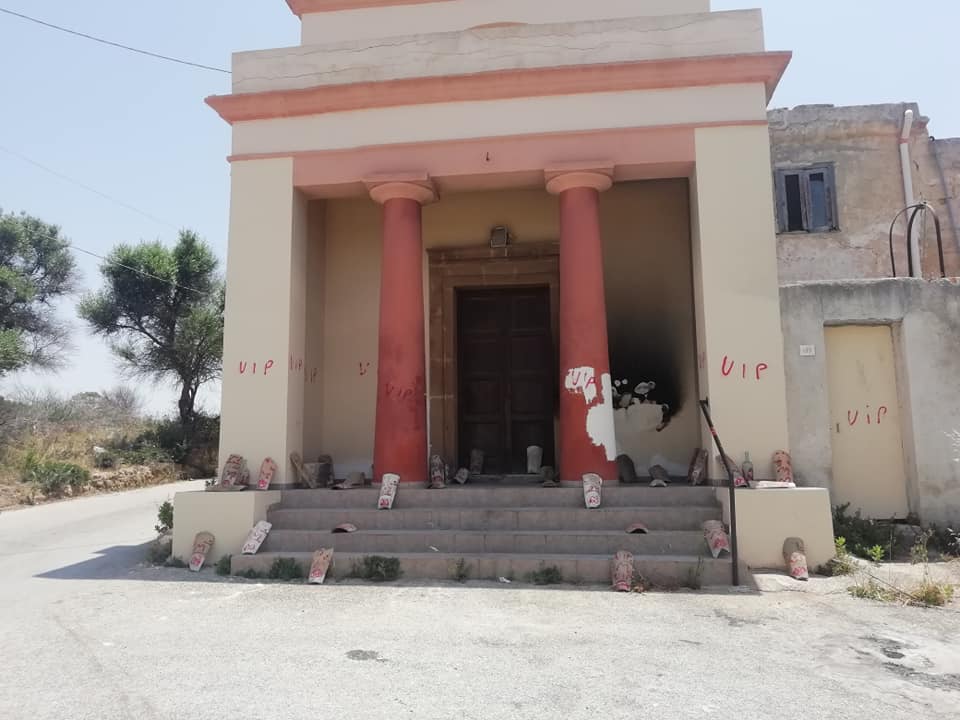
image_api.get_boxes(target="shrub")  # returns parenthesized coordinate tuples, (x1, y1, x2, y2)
(848, 579, 897, 602)
(451, 558, 470, 583)
(928, 525, 960, 557)
(350, 556, 402, 582)
(164, 556, 188, 569)
(527, 564, 563, 585)
(93, 450, 117, 469)
(268, 557, 305, 581)
(215, 555, 232, 576)
(145, 540, 170, 565)
(867, 545, 886, 564)
(22, 456, 90, 496)
(911, 580, 955, 607)
(155, 500, 174, 534)
(832, 504, 895, 560)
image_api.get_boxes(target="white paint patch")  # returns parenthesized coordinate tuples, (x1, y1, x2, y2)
(564, 366, 598, 404)
(586, 374, 617, 461)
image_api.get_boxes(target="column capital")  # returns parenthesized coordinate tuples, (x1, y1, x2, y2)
(366, 175, 438, 205)
(545, 166, 614, 195)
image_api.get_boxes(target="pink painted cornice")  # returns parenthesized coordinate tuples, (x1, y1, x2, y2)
(208, 52, 792, 125)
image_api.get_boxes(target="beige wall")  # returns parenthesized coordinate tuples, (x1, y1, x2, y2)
(311, 183, 699, 475)
(300, 0, 712, 45)
(239, 11, 763, 94)
(602, 181, 700, 475)
(692, 125, 790, 480)
(172, 490, 281, 562)
(303, 201, 326, 459)
(218, 158, 308, 486)
(232, 83, 769, 156)
(717, 488, 835, 570)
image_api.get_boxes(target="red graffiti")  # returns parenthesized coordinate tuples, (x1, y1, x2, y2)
(721, 355, 770, 382)
(263, 360, 274, 376)
(239, 361, 248, 374)
(359, 362, 371, 376)
(237, 359, 277, 376)
(845, 405, 890, 427)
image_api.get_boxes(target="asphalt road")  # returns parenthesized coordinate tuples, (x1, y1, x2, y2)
(1, 482, 958, 720)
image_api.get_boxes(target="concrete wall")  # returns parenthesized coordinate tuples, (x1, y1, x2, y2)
(312, 182, 696, 476)
(172, 490, 281, 562)
(769, 103, 960, 283)
(238, 11, 763, 94)
(717, 488, 835, 570)
(780, 278, 960, 526)
(300, 0, 713, 45)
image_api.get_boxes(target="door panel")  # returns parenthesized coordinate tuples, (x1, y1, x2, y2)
(825, 325, 909, 519)
(457, 287, 554, 473)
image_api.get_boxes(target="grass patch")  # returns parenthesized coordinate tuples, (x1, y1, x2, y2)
(268, 557, 305, 581)
(526, 563, 563, 585)
(848, 579, 897, 602)
(451, 558, 470, 583)
(215, 555, 232, 576)
(832, 503, 896, 560)
(910, 580, 955, 607)
(349, 556, 403, 582)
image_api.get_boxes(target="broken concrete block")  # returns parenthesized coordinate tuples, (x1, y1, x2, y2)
(541, 466, 559, 488)
(783, 537, 809, 581)
(316, 454, 334, 487)
(332, 523, 357, 533)
(290, 453, 314, 488)
(583, 473, 602, 509)
(527, 446, 543, 474)
(308, 548, 333, 585)
(189, 531, 215, 572)
(379, 473, 400, 509)
(429, 455, 446, 489)
(241, 521, 272, 555)
(616, 455, 639, 484)
(703, 520, 730, 558)
(611, 550, 634, 592)
(333, 472, 364, 490)
(687, 449, 708, 486)
(256, 458, 277, 491)
(469, 448, 484, 474)
(220, 454, 248, 488)
(626, 522, 649, 535)
(773, 450, 795, 485)
(454, 468, 470, 485)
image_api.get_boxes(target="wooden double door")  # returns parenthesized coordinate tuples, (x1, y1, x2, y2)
(457, 287, 556, 474)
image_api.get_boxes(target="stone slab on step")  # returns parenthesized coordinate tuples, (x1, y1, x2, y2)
(276, 486, 719, 509)
(266, 506, 721, 532)
(230, 551, 733, 586)
(261, 528, 709, 556)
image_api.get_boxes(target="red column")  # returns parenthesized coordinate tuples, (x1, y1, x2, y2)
(370, 181, 435, 483)
(547, 171, 618, 482)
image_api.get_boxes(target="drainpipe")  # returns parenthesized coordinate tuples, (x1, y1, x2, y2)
(931, 137, 960, 258)
(900, 109, 921, 276)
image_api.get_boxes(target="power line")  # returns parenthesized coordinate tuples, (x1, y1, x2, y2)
(67, 242, 211, 297)
(0, 144, 180, 230)
(0, 7, 230, 74)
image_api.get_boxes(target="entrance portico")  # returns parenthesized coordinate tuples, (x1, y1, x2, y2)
(209, 1, 793, 488)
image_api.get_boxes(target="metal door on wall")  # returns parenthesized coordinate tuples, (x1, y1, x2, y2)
(457, 287, 555, 474)
(825, 325, 909, 519)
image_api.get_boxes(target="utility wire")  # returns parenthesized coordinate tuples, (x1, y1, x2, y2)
(0, 7, 230, 74)
(0, 144, 180, 231)
(68, 242, 211, 297)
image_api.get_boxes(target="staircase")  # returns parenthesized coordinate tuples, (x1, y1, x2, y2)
(230, 485, 733, 586)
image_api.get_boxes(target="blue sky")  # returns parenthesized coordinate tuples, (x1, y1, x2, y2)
(1, 0, 956, 415)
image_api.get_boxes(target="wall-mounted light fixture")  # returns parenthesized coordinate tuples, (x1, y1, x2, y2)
(490, 225, 512, 248)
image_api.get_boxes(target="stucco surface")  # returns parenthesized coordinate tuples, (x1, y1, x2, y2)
(230, 83, 769, 156)
(302, 0, 713, 45)
(717, 488, 834, 570)
(770, 103, 960, 283)
(236, 11, 763, 94)
(172, 490, 281, 561)
(780, 278, 960, 525)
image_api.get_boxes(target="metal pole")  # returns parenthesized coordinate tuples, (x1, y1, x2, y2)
(699, 399, 739, 587)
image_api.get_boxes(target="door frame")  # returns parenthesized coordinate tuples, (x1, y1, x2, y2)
(427, 243, 559, 467)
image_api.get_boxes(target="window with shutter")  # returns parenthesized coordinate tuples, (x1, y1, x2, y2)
(774, 164, 839, 233)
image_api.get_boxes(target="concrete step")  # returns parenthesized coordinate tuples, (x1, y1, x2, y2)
(230, 551, 731, 586)
(276, 486, 718, 509)
(262, 528, 708, 556)
(266, 506, 721, 532)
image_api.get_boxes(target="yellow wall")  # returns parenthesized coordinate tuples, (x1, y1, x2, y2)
(219, 158, 308, 485)
(312, 183, 694, 474)
(692, 125, 790, 479)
